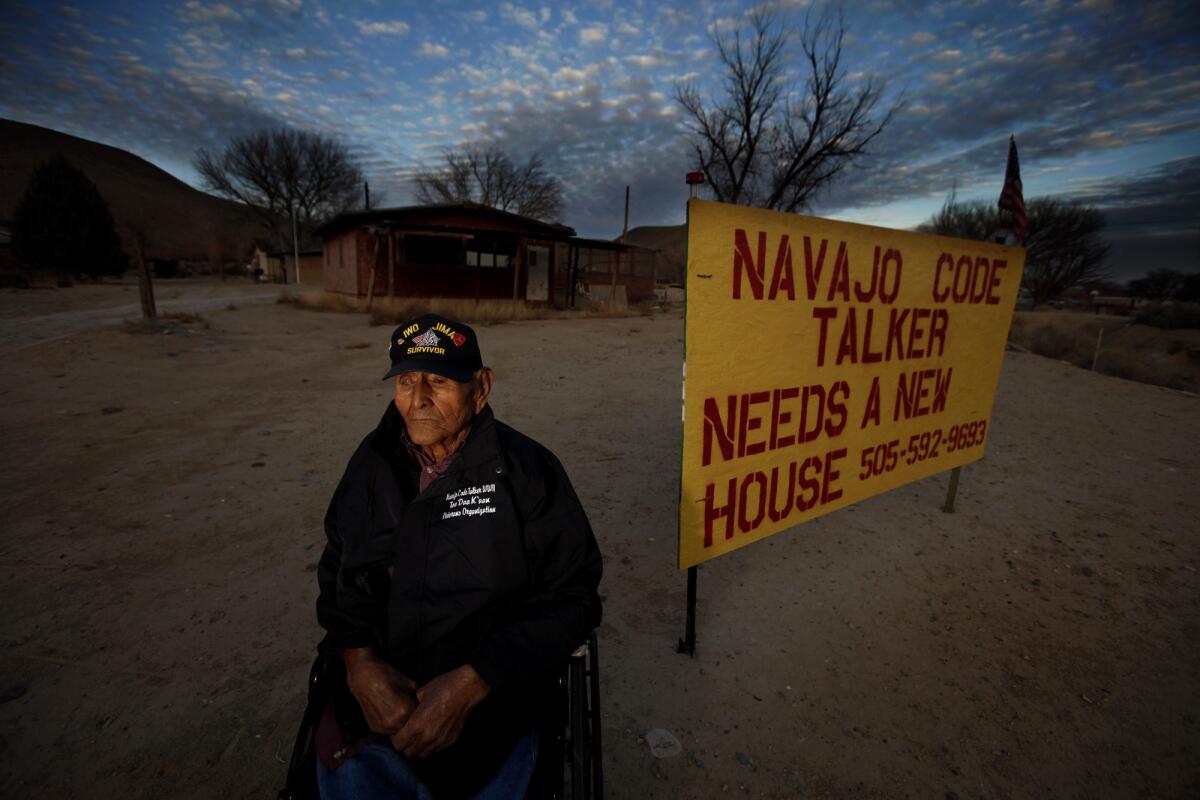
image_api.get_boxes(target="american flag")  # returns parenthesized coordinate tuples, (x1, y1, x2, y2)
(998, 135, 1026, 245)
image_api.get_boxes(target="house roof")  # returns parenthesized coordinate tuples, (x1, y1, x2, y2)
(316, 202, 576, 239)
(265, 247, 322, 257)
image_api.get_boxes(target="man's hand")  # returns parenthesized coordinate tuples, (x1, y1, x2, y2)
(344, 647, 419, 736)
(391, 664, 491, 759)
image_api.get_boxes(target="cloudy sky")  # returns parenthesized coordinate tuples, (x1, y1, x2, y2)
(1, 0, 1197, 278)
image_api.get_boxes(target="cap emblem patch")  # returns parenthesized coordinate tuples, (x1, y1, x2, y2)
(450, 332, 466, 347)
(412, 329, 440, 347)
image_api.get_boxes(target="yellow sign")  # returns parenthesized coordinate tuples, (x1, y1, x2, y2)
(679, 199, 1025, 569)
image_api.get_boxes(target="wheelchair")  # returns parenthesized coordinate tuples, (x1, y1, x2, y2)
(278, 632, 603, 800)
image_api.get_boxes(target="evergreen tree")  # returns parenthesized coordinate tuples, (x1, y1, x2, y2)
(11, 156, 127, 280)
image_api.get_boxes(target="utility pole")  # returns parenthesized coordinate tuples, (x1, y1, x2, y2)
(610, 185, 629, 307)
(291, 201, 302, 286)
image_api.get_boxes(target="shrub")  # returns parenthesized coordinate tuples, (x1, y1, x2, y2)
(12, 156, 127, 280)
(1094, 350, 1194, 391)
(1134, 302, 1200, 331)
(1024, 322, 1093, 367)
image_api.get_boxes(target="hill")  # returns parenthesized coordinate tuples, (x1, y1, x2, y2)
(0, 118, 263, 265)
(622, 223, 685, 283)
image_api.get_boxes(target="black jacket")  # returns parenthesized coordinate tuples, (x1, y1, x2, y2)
(316, 402, 602, 794)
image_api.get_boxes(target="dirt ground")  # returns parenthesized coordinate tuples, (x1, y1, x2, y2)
(0, 280, 1197, 799)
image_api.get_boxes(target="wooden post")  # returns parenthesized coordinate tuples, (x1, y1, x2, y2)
(942, 466, 962, 513)
(131, 229, 156, 321)
(291, 206, 302, 285)
(1091, 327, 1105, 371)
(365, 232, 381, 311)
(569, 244, 580, 308)
(396, 233, 405, 298)
(387, 233, 395, 298)
(512, 241, 523, 301)
(474, 237, 481, 306)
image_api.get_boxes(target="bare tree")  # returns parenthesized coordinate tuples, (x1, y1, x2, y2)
(676, 8, 898, 213)
(1128, 268, 1187, 299)
(194, 128, 363, 245)
(921, 197, 1110, 304)
(413, 146, 564, 222)
(919, 187, 998, 241)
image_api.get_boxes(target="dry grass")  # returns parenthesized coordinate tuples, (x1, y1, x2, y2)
(1009, 311, 1199, 391)
(280, 290, 662, 326)
(120, 312, 209, 335)
(277, 290, 359, 313)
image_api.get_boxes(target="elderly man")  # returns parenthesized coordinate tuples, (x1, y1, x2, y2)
(315, 313, 603, 799)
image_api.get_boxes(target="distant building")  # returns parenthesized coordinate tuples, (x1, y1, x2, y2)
(0, 220, 15, 275)
(251, 245, 322, 284)
(315, 203, 657, 307)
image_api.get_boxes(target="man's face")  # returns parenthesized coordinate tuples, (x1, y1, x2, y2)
(394, 369, 492, 448)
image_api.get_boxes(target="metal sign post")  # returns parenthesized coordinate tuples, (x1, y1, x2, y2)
(676, 566, 697, 657)
(942, 466, 962, 513)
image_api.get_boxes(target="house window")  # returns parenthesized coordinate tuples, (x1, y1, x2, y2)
(466, 235, 516, 269)
(404, 235, 462, 267)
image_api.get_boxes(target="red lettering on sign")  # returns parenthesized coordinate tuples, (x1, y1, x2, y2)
(928, 308, 949, 357)
(821, 447, 847, 505)
(738, 471, 767, 532)
(969, 257, 989, 303)
(908, 308, 932, 358)
(768, 235, 795, 300)
(825, 381, 849, 438)
(836, 307, 859, 365)
(738, 391, 770, 458)
(952, 255, 972, 303)
(935, 251, 1007, 305)
(860, 376, 882, 429)
(767, 461, 797, 522)
(732, 229, 766, 300)
(893, 368, 953, 421)
(854, 249, 879, 302)
(701, 383, 853, 466)
(813, 307, 838, 367)
(703, 478, 736, 547)
(878, 248, 903, 304)
(886, 308, 910, 360)
(987, 260, 1006, 305)
(796, 455, 822, 512)
(861, 308, 883, 364)
(932, 368, 953, 414)
(933, 252, 952, 303)
(819, 306, 949, 366)
(803, 236, 829, 300)
(827, 242, 851, 301)
(702, 396, 736, 467)
(701, 446, 852, 544)
(800, 384, 826, 444)
(770, 386, 800, 449)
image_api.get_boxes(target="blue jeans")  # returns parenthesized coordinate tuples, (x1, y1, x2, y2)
(317, 730, 540, 800)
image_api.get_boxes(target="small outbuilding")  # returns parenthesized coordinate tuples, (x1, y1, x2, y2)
(316, 203, 657, 307)
(251, 245, 323, 284)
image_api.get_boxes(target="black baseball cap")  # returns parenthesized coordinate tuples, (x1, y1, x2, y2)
(382, 314, 483, 382)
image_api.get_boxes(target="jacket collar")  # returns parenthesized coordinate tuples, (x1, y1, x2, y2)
(373, 402, 502, 472)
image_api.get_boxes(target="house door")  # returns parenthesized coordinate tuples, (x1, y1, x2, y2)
(525, 244, 550, 302)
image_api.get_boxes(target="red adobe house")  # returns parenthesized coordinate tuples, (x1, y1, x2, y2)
(316, 202, 656, 308)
